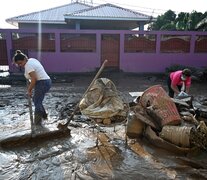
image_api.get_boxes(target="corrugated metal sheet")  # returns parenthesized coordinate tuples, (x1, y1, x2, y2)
(65, 3, 152, 21)
(6, 2, 92, 24)
(6, 2, 154, 26)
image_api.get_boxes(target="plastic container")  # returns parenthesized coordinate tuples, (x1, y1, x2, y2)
(159, 125, 192, 148)
(140, 85, 181, 126)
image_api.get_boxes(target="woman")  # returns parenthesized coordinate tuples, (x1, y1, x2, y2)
(13, 50, 51, 126)
(167, 68, 192, 98)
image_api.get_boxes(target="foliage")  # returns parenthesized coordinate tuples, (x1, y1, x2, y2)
(166, 65, 207, 81)
(165, 64, 197, 74)
(160, 23, 176, 30)
(148, 10, 207, 31)
(149, 10, 176, 30)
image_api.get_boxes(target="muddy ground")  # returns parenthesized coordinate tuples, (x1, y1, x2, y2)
(0, 72, 207, 180)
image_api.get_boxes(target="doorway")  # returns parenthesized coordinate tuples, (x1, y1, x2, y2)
(101, 34, 120, 69)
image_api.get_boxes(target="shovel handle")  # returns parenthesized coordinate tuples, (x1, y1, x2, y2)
(62, 59, 108, 127)
(28, 95, 33, 122)
(83, 59, 108, 98)
(27, 80, 34, 133)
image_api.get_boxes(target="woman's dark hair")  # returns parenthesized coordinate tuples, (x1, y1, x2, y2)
(182, 68, 192, 77)
(13, 50, 27, 62)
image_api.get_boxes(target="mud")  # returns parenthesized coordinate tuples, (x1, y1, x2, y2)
(0, 73, 207, 179)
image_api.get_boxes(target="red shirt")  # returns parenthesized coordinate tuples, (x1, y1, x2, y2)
(170, 70, 191, 87)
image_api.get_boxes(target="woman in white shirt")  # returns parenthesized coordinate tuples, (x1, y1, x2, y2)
(13, 50, 51, 126)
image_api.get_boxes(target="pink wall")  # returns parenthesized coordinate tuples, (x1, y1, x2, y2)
(31, 52, 99, 73)
(1, 29, 207, 73)
(120, 53, 207, 73)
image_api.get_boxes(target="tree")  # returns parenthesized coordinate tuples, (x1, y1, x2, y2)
(175, 13, 190, 30)
(160, 23, 176, 31)
(148, 10, 176, 30)
(148, 10, 207, 31)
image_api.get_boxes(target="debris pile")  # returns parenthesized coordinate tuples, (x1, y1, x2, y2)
(58, 78, 207, 153)
(190, 121, 207, 149)
(127, 85, 207, 152)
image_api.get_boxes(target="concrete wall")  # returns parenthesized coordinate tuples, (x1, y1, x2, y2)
(0, 29, 207, 73)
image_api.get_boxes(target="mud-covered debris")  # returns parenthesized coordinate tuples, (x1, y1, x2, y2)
(190, 121, 207, 150)
(92, 115, 126, 126)
(0, 100, 9, 107)
(126, 111, 145, 138)
(140, 85, 181, 127)
(56, 102, 80, 120)
(193, 101, 207, 119)
(160, 125, 193, 148)
(130, 104, 158, 130)
(79, 78, 128, 126)
(158, 121, 207, 150)
(182, 114, 199, 125)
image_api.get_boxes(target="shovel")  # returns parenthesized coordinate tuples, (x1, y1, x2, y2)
(27, 80, 35, 135)
(57, 59, 108, 131)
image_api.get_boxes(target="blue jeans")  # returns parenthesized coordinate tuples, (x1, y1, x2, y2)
(33, 79, 51, 115)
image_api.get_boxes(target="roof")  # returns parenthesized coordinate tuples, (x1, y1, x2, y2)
(6, 2, 92, 26)
(64, 3, 153, 21)
(6, 2, 155, 28)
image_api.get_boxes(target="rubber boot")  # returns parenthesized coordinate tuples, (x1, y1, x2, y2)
(42, 111, 48, 120)
(34, 112, 42, 126)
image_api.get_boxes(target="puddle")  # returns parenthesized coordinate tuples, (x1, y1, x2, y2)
(0, 85, 11, 88)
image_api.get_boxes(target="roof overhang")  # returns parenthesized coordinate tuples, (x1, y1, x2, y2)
(64, 15, 155, 22)
(6, 19, 67, 25)
(65, 19, 149, 30)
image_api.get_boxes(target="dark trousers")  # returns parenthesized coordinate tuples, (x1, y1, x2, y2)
(167, 76, 181, 98)
(33, 79, 51, 115)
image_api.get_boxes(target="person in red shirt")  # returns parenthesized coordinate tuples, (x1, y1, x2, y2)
(167, 68, 192, 98)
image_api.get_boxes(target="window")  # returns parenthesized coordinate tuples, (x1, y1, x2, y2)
(12, 33, 55, 52)
(124, 34, 156, 53)
(195, 35, 207, 53)
(60, 33, 96, 52)
(160, 35, 191, 53)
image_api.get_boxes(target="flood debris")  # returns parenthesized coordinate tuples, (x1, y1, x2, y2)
(140, 85, 182, 126)
(144, 126, 193, 154)
(126, 111, 145, 138)
(60, 81, 207, 153)
(190, 121, 207, 149)
(79, 78, 128, 126)
(193, 101, 207, 120)
(127, 85, 207, 153)
(160, 125, 193, 148)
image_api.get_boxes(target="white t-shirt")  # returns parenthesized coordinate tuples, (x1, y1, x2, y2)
(24, 58, 50, 80)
